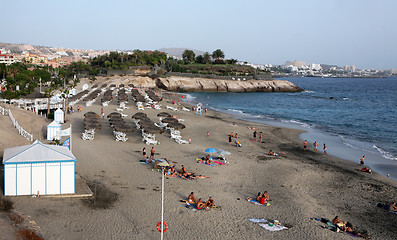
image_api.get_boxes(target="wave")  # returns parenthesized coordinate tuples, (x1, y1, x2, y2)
(281, 119, 313, 129)
(373, 145, 397, 161)
(303, 90, 315, 93)
(340, 136, 397, 161)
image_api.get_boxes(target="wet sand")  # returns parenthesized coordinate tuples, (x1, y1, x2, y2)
(1, 88, 396, 239)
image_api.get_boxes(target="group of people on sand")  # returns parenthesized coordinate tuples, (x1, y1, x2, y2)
(142, 147, 156, 163)
(247, 191, 270, 205)
(303, 140, 327, 155)
(228, 132, 241, 147)
(251, 130, 263, 143)
(188, 192, 215, 210)
(332, 216, 371, 239)
(164, 164, 209, 180)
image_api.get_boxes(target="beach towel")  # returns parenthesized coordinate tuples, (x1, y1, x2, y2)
(196, 159, 215, 166)
(259, 223, 288, 231)
(196, 158, 225, 166)
(248, 218, 268, 223)
(212, 160, 226, 165)
(250, 199, 270, 206)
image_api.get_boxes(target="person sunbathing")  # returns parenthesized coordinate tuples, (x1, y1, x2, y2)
(268, 150, 278, 156)
(179, 165, 192, 174)
(332, 216, 370, 239)
(359, 167, 372, 174)
(196, 198, 207, 210)
(205, 155, 212, 164)
(262, 191, 270, 201)
(256, 192, 262, 202)
(205, 196, 215, 207)
(259, 195, 268, 205)
(165, 166, 177, 177)
(390, 202, 397, 212)
(188, 192, 197, 204)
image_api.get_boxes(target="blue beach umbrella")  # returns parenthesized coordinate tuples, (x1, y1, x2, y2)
(204, 148, 217, 159)
(205, 148, 217, 153)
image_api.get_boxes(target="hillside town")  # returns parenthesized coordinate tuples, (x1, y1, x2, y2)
(1, 42, 396, 78)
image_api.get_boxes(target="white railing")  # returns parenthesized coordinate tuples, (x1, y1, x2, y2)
(7, 109, 34, 142)
(0, 105, 9, 115)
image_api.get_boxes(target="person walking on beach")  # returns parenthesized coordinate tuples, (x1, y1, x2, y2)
(253, 131, 257, 142)
(313, 141, 319, 152)
(259, 132, 263, 143)
(229, 134, 232, 147)
(323, 143, 328, 155)
(303, 140, 308, 151)
(150, 147, 155, 161)
(360, 156, 366, 166)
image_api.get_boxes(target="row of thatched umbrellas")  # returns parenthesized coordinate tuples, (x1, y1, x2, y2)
(108, 112, 134, 132)
(83, 89, 102, 101)
(102, 89, 114, 103)
(83, 111, 102, 130)
(145, 89, 162, 102)
(131, 89, 145, 102)
(118, 88, 128, 102)
(132, 112, 163, 134)
(69, 89, 89, 102)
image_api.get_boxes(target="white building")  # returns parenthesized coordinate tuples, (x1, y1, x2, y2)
(310, 64, 322, 71)
(3, 140, 76, 196)
(0, 51, 15, 65)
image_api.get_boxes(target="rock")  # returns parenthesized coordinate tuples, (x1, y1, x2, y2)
(157, 76, 303, 92)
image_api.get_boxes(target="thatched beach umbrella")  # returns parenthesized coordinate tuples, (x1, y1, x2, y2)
(128, 84, 134, 87)
(167, 122, 185, 130)
(113, 124, 134, 132)
(107, 112, 122, 118)
(132, 112, 148, 119)
(143, 126, 164, 134)
(161, 117, 178, 123)
(157, 112, 172, 117)
(84, 111, 98, 117)
(84, 123, 101, 130)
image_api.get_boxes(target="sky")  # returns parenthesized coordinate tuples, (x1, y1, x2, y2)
(1, 0, 397, 69)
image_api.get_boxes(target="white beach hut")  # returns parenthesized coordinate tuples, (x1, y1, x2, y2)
(3, 140, 76, 196)
(47, 120, 62, 140)
(82, 84, 88, 91)
(54, 108, 64, 124)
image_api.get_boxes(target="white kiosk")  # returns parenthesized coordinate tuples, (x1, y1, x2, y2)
(54, 108, 64, 124)
(3, 140, 76, 196)
(47, 120, 62, 140)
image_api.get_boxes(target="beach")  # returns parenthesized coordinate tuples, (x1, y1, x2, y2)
(1, 86, 397, 239)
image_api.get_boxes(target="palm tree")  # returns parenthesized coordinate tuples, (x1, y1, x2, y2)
(203, 52, 211, 64)
(44, 87, 54, 117)
(212, 49, 225, 60)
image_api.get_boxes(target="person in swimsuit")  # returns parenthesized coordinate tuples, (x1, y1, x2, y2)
(205, 196, 215, 207)
(150, 147, 155, 161)
(303, 140, 308, 151)
(262, 191, 270, 201)
(256, 192, 262, 201)
(360, 156, 366, 166)
(205, 155, 211, 164)
(229, 135, 232, 147)
(259, 132, 263, 143)
(389, 202, 397, 212)
(313, 141, 319, 152)
(196, 198, 207, 210)
(323, 143, 328, 155)
(142, 147, 147, 160)
(253, 131, 257, 142)
(188, 192, 197, 204)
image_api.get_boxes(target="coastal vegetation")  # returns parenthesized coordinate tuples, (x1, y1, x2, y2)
(0, 48, 270, 99)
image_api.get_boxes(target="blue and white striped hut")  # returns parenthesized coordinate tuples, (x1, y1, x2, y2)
(3, 140, 76, 196)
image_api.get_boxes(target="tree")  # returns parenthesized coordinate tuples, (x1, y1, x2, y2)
(195, 55, 204, 64)
(212, 49, 225, 60)
(182, 50, 195, 63)
(44, 87, 54, 116)
(203, 52, 211, 64)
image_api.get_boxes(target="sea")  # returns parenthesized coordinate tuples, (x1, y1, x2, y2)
(183, 76, 397, 180)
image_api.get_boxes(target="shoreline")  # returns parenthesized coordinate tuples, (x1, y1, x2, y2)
(1, 85, 396, 239)
(180, 91, 397, 181)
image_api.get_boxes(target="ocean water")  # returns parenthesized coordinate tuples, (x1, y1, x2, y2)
(184, 77, 397, 179)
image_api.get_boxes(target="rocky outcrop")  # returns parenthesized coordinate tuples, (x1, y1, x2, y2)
(157, 76, 303, 92)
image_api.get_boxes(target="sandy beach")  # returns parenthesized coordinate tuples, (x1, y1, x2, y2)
(1, 84, 397, 239)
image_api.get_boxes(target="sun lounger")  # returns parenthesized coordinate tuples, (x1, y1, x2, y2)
(248, 218, 287, 231)
(182, 107, 190, 111)
(116, 107, 124, 112)
(114, 131, 128, 142)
